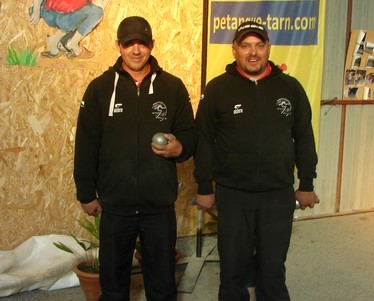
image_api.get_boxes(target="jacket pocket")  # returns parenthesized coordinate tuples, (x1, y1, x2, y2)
(97, 160, 138, 205)
(139, 159, 178, 207)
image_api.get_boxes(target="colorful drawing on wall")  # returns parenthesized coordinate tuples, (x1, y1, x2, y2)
(28, 0, 108, 60)
(6, 45, 38, 66)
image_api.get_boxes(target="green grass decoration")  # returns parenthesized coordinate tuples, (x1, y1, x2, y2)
(7, 45, 37, 66)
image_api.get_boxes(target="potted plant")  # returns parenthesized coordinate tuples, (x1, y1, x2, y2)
(134, 236, 182, 264)
(203, 209, 218, 232)
(53, 214, 101, 301)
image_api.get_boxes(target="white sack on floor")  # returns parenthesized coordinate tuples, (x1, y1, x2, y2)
(0, 234, 84, 297)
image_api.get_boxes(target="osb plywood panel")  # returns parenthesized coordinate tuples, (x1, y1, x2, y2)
(0, 65, 101, 249)
(0, 0, 204, 250)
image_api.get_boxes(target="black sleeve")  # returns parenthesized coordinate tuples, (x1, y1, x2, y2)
(74, 80, 102, 202)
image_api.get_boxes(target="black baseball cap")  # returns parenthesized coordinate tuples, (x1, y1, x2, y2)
(233, 21, 269, 43)
(117, 16, 153, 45)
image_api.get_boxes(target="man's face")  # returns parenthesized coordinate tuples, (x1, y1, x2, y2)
(117, 39, 153, 73)
(232, 34, 271, 78)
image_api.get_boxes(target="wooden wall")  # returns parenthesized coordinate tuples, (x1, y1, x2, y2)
(0, 1, 203, 249)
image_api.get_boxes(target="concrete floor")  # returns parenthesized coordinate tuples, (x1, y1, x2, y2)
(2, 211, 374, 301)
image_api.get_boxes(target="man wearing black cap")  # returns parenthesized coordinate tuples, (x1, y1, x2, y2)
(74, 16, 197, 300)
(194, 21, 319, 300)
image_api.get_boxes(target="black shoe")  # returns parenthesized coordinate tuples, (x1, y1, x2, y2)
(40, 51, 60, 58)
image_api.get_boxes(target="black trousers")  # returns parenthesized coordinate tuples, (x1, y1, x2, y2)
(216, 185, 295, 301)
(98, 210, 177, 301)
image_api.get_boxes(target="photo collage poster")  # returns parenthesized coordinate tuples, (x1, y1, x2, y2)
(344, 29, 374, 100)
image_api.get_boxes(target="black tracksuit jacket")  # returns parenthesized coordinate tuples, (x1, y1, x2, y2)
(194, 61, 317, 195)
(74, 56, 197, 215)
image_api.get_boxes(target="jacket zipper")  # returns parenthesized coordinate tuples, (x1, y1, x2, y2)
(252, 79, 262, 185)
(136, 81, 141, 213)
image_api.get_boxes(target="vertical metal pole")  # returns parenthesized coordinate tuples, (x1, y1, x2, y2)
(196, 209, 203, 257)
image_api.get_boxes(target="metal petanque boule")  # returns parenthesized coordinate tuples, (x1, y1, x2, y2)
(152, 132, 169, 145)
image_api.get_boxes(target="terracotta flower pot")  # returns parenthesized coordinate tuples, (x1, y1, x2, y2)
(73, 261, 101, 301)
(135, 248, 182, 264)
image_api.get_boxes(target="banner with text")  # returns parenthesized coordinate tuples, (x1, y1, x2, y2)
(204, 0, 325, 142)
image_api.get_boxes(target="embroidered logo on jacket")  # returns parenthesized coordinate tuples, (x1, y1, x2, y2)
(152, 101, 167, 121)
(276, 98, 292, 116)
(233, 104, 243, 115)
(114, 103, 123, 113)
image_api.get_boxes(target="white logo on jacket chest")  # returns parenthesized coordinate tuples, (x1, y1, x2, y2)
(276, 98, 292, 116)
(113, 103, 123, 113)
(152, 101, 167, 121)
(233, 104, 243, 115)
